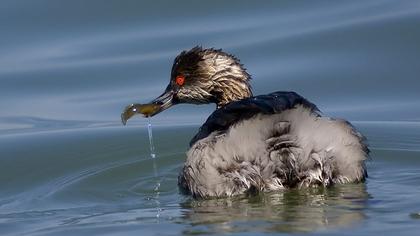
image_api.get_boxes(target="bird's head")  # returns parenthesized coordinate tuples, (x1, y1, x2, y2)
(122, 46, 253, 123)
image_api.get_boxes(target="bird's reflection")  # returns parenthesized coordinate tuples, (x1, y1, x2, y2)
(179, 184, 369, 234)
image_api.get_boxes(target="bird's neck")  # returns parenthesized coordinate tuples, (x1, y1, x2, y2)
(213, 80, 253, 108)
(206, 56, 253, 108)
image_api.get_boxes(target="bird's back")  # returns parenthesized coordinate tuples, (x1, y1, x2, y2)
(190, 91, 319, 146)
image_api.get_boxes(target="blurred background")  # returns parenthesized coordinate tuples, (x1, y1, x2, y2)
(1, 1, 420, 235)
(1, 0, 419, 132)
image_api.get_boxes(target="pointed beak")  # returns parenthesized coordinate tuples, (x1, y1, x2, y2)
(121, 86, 176, 125)
(148, 87, 176, 116)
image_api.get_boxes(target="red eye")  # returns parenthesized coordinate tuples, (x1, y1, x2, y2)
(175, 75, 185, 86)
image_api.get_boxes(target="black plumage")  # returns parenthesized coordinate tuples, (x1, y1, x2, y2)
(190, 91, 319, 146)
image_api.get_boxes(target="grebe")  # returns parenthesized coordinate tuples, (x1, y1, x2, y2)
(122, 46, 369, 198)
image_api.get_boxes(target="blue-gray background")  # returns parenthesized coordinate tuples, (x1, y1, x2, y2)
(1, 1, 420, 236)
(1, 0, 419, 131)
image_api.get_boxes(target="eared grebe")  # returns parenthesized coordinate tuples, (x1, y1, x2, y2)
(122, 46, 369, 198)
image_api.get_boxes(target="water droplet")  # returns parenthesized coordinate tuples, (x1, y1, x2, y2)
(147, 117, 156, 158)
(154, 182, 161, 192)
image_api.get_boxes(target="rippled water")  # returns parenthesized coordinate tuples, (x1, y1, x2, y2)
(1, 1, 420, 235)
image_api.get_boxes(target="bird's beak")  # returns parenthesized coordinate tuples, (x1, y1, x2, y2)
(121, 86, 176, 125)
(148, 86, 176, 116)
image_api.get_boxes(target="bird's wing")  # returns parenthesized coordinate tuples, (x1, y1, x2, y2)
(190, 91, 319, 146)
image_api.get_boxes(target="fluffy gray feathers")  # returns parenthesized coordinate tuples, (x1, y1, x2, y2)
(179, 105, 368, 198)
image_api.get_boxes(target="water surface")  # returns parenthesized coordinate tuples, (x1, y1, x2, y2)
(1, 0, 420, 235)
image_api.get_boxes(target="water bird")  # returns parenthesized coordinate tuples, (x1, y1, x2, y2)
(122, 46, 369, 198)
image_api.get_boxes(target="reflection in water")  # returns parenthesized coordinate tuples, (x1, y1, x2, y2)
(179, 184, 369, 234)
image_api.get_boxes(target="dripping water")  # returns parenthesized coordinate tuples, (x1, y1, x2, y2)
(152, 158, 162, 220)
(147, 117, 156, 158)
(146, 117, 161, 219)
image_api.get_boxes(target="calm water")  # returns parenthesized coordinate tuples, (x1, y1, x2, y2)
(1, 1, 420, 235)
